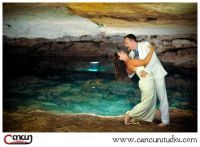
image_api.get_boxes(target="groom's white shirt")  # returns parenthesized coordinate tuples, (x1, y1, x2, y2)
(128, 41, 167, 79)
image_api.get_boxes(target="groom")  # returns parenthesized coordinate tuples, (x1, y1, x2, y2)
(119, 34, 169, 127)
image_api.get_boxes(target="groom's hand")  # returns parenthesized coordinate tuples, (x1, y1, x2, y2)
(140, 70, 148, 78)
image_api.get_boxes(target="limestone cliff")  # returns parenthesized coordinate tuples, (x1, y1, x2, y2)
(3, 3, 197, 69)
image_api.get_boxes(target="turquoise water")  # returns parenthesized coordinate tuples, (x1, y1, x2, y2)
(4, 57, 197, 116)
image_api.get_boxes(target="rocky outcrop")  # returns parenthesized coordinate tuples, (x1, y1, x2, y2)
(3, 3, 197, 70)
(4, 34, 197, 69)
(67, 3, 197, 27)
(3, 3, 197, 38)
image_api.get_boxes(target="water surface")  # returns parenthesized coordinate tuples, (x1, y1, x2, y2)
(4, 56, 197, 116)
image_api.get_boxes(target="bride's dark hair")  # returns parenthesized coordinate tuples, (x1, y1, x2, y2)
(113, 53, 128, 81)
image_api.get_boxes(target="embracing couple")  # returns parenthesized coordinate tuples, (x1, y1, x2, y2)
(117, 34, 169, 127)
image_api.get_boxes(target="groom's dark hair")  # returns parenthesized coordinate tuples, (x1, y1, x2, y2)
(124, 34, 137, 42)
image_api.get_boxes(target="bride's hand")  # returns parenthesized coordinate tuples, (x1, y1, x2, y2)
(126, 68, 133, 75)
(148, 45, 155, 52)
(117, 51, 129, 62)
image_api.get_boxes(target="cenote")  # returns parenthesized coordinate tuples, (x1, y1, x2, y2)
(3, 56, 197, 116)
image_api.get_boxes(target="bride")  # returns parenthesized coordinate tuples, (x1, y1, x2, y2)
(117, 45, 156, 125)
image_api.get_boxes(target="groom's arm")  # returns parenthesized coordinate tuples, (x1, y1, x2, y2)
(143, 42, 157, 74)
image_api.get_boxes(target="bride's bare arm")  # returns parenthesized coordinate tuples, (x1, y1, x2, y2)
(126, 45, 155, 67)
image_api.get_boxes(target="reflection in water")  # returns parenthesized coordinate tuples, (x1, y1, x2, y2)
(4, 56, 197, 116)
(88, 61, 100, 72)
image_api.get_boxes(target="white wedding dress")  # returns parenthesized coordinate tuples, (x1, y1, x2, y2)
(126, 66, 157, 122)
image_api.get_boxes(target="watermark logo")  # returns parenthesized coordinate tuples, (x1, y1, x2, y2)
(4, 134, 33, 144)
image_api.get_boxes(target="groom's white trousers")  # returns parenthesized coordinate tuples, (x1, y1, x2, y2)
(155, 78, 169, 124)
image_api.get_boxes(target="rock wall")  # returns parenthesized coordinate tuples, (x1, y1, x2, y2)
(4, 34, 197, 69)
